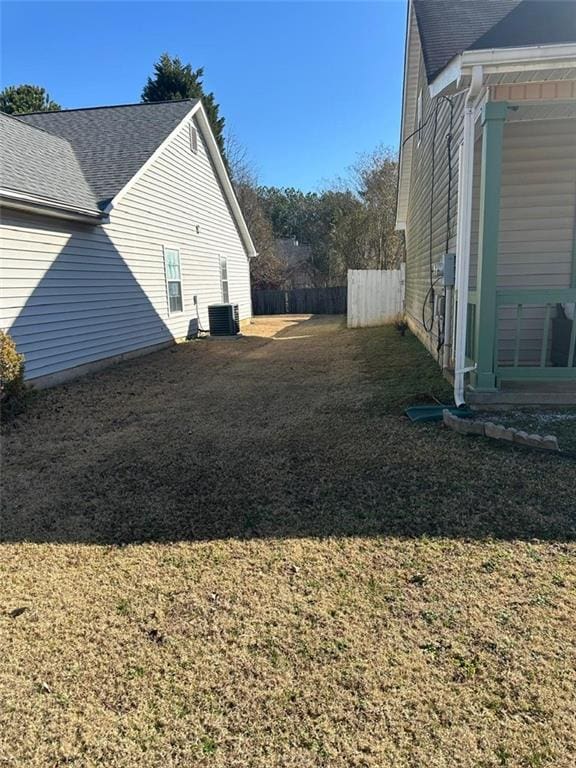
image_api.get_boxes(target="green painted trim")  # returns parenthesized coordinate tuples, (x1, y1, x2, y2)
(567, 314, 576, 369)
(497, 288, 576, 304)
(496, 367, 576, 382)
(474, 101, 508, 391)
(571, 175, 576, 288)
(541, 304, 552, 368)
(482, 101, 509, 124)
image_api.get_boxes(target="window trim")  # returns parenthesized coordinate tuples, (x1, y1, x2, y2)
(163, 245, 184, 315)
(219, 255, 229, 304)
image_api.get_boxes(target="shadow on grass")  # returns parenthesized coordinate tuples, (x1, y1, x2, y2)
(2, 317, 575, 545)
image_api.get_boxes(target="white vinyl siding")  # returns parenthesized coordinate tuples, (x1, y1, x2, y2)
(0, 114, 252, 381)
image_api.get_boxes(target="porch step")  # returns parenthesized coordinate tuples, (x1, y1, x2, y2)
(467, 381, 576, 408)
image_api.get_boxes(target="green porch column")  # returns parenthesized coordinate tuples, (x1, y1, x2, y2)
(474, 101, 508, 391)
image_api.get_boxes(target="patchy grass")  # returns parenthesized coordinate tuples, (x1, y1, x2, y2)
(1, 316, 575, 767)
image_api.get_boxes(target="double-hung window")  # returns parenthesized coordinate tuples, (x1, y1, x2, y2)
(164, 247, 183, 313)
(219, 256, 229, 303)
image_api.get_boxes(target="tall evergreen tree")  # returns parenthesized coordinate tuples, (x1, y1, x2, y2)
(141, 53, 226, 158)
(0, 84, 60, 115)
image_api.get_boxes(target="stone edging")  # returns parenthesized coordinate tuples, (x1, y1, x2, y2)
(442, 410, 559, 451)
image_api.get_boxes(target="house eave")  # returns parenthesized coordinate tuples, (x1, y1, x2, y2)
(430, 42, 576, 98)
(395, 0, 419, 232)
(0, 188, 104, 223)
(194, 105, 258, 260)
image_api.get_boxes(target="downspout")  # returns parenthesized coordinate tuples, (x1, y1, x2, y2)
(453, 65, 483, 406)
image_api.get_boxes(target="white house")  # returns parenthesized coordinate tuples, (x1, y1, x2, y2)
(0, 99, 256, 386)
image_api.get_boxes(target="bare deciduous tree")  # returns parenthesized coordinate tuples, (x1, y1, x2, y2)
(326, 146, 404, 283)
(226, 135, 286, 289)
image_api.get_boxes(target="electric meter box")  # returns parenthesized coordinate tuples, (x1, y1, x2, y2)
(433, 253, 456, 287)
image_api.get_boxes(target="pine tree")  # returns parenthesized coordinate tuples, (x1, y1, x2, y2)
(0, 84, 60, 115)
(141, 54, 226, 158)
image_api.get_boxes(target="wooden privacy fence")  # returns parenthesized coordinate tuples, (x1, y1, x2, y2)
(347, 267, 405, 328)
(252, 287, 347, 315)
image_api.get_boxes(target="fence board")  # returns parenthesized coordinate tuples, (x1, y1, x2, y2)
(252, 287, 347, 315)
(347, 267, 405, 328)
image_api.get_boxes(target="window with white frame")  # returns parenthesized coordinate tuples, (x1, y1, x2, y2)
(416, 90, 423, 146)
(189, 124, 198, 154)
(164, 247, 183, 313)
(219, 256, 229, 303)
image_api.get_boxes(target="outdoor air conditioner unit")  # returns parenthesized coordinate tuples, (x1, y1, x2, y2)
(208, 303, 240, 336)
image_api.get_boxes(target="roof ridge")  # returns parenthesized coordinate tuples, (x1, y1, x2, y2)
(0, 110, 65, 137)
(18, 98, 199, 116)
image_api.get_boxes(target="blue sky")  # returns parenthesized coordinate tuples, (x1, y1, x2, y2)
(1, 1, 406, 190)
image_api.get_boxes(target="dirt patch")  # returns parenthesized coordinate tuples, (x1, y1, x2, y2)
(1, 316, 575, 767)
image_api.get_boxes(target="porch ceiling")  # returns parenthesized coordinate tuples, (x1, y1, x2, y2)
(507, 101, 576, 121)
(484, 67, 576, 85)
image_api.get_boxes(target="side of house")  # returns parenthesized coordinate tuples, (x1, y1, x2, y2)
(0, 103, 255, 385)
(397, 0, 576, 404)
(399, 6, 463, 354)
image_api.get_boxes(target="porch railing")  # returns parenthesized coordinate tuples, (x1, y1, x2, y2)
(495, 289, 576, 381)
(465, 288, 576, 382)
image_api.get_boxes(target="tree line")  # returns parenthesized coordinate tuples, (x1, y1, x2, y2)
(1, 55, 403, 289)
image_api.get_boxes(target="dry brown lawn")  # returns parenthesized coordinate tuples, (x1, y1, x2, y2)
(1, 315, 575, 768)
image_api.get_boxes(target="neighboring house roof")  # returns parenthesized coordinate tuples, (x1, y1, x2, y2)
(414, 0, 576, 83)
(1, 99, 256, 255)
(0, 112, 99, 213)
(18, 100, 199, 208)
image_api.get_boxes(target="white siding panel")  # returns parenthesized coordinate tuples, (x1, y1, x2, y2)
(0, 114, 251, 380)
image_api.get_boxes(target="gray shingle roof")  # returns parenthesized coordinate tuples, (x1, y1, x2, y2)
(0, 112, 99, 212)
(414, 0, 576, 83)
(16, 100, 198, 208)
(470, 0, 576, 51)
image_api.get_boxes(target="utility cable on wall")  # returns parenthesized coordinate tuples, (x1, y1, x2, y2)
(417, 94, 454, 337)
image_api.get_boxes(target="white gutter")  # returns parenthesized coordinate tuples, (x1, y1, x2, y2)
(453, 65, 483, 407)
(461, 42, 576, 71)
(0, 188, 103, 223)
